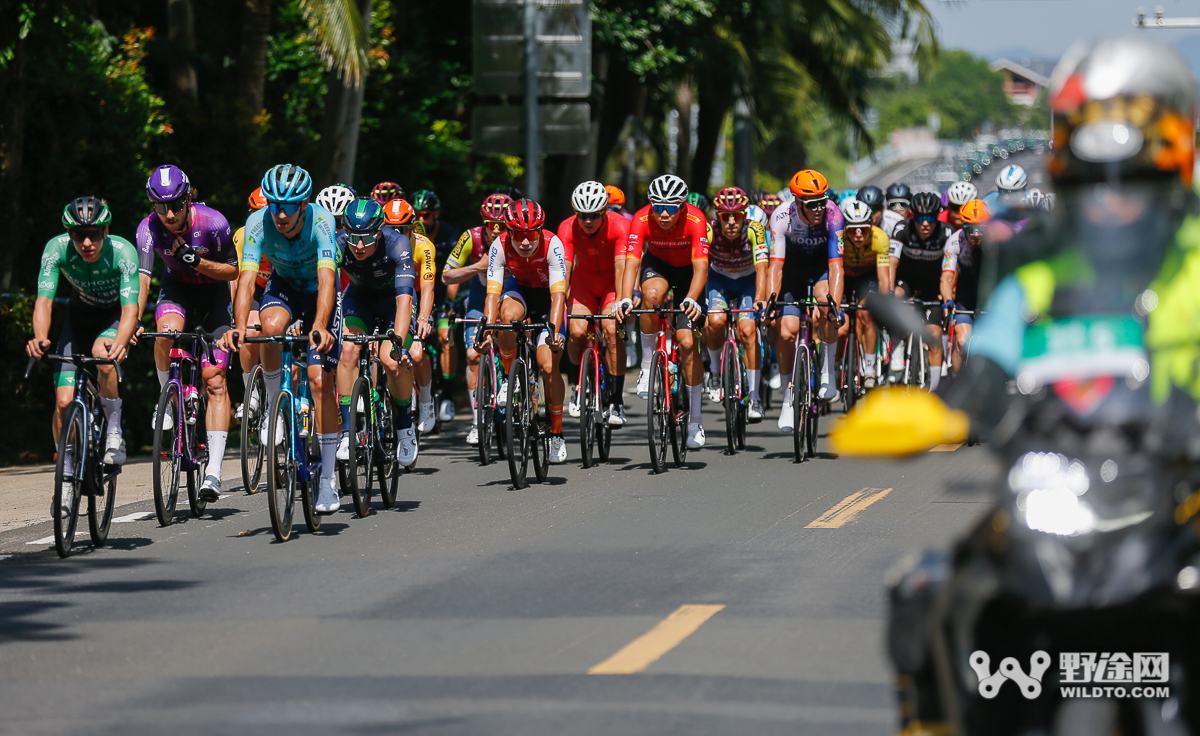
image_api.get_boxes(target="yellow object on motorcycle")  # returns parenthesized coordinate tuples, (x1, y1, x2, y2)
(830, 386, 968, 456)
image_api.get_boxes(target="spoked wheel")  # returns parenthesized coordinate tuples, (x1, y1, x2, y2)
(721, 342, 739, 455)
(806, 356, 820, 459)
(54, 404, 85, 558)
(669, 364, 688, 468)
(647, 352, 669, 473)
(735, 400, 747, 450)
(240, 364, 266, 493)
(495, 362, 508, 460)
(376, 394, 399, 508)
(188, 396, 209, 518)
(301, 436, 323, 532)
(597, 370, 612, 463)
(476, 363, 495, 466)
(347, 376, 375, 517)
(792, 346, 812, 463)
(505, 359, 530, 489)
(152, 383, 182, 526)
(532, 405, 550, 484)
(88, 460, 117, 548)
(266, 391, 297, 542)
(841, 334, 859, 414)
(579, 351, 597, 468)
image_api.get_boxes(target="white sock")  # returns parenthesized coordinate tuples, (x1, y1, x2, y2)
(157, 369, 169, 389)
(264, 369, 282, 412)
(780, 374, 793, 405)
(100, 397, 122, 434)
(864, 353, 877, 373)
(205, 431, 227, 479)
(418, 380, 432, 403)
(892, 341, 905, 359)
(640, 332, 655, 370)
(319, 433, 337, 479)
(688, 383, 703, 424)
(747, 369, 761, 399)
(822, 345, 836, 376)
(707, 348, 722, 373)
(470, 389, 478, 411)
(930, 370, 941, 392)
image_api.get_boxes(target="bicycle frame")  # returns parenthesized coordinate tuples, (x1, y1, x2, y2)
(709, 306, 762, 404)
(144, 330, 221, 474)
(51, 355, 123, 485)
(630, 307, 687, 423)
(567, 314, 619, 413)
(245, 335, 318, 484)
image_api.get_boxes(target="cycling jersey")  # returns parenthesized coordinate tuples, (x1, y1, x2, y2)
(233, 227, 273, 289)
(626, 203, 709, 268)
(336, 226, 416, 296)
(426, 221, 459, 272)
(558, 212, 629, 277)
(239, 204, 338, 293)
(136, 204, 236, 284)
(486, 231, 568, 294)
(411, 230, 436, 289)
(707, 219, 769, 279)
(894, 219, 954, 298)
(942, 229, 982, 311)
(842, 226, 891, 278)
(446, 227, 489, 284)
(769, 200, 845, 279)
(37, 234, 140, 308)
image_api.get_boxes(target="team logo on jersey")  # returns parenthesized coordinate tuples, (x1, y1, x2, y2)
(836, 230, 844, 257)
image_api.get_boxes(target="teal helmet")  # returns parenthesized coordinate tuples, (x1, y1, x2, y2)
(260, 164, 313, 203)
(343, 197, 386, 234)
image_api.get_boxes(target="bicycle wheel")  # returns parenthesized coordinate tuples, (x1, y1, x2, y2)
(579, 351, 597, 468)
(301, 437, 323, 531)
(721, 342, 738, 455)
(240, 364, 266, 493)
(806, 356, 820, 458)
(347, 376, 375, 517)
(266, 390, 296, 542)
(54, 404, 85, 558)
(376, 393, 400, 508)
(88, 470, 117, 548)
(152, 383, 182, 526)
(842, 334, 858, 414)
(476, 362, 494, 466)
(647, 352, 669, 473)
(505, 358, 530, 488)
(669, 365, 688, 468)
(188, 395, 209, 518)
(532, 406, 549, 483)
(792, 346, 811, 463)
(597, 368, 612, 463)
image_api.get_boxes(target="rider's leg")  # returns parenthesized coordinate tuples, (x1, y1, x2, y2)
(92, 333, 122, 430)
(537, 341, 564, 434)
(258, 306, 291, 411)
(154, 309, 185, 389)
(202, 362, 230, 481)
(737, 313, 760, 399)
(497, 298, 525, 372)
(600, 309, 624, 405)
(813, 279, 839, 398)
(677, 325, 703, 425)
(927, 322, 945, 391)
(567, 301, 590, 364)
(776, 315, 800, 405)
(952, 322, 972, 375)
(859, 308, 878, 381)
(438, 323, 456, 384)
(638, 277, 668, 374)
(705, 310, 728, 377)
(337, 324, 365, 434)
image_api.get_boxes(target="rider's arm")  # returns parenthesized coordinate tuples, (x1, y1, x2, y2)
(442, 230, 476, 285)
(109, 239, 143, 353)
(684, 213, 710, 303)
(414, 234, 436, 322)
(30, 237, 58, 350)
(621, 212, 648, 303)
(749, 221, 770, 303)
(547, 234, 569, 337)
(313, 267, 336, 334)
(232, 214, 265, 337)
(313, 210, 339, 337)
(873, 227, 893, 295)
(194, 218, 238, 281)
(827, 225, 845, 309)
(484, 237, 507, 324)
(940, 234, 961, 305)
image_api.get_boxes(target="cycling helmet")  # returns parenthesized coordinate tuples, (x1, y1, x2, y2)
(504, 199, 546, 230)
(316, 184, 357, 216)
(840, 198, 873, 225)
(1022, 189, 1048, 211)
(647, 174, 688, 205)
(412, 189, 440, 211)
(248, 187, 268, 210)
(995, 165, 1028, 192)
(492, 186, 523, 199)
(383, 198, 415, 226)
(856, 185, 884, 212)
(712, 186, 750, 212)
(789, 169, 829, 198)
(745, 204, 769, 226)
(885, 182, 912, 205)
(62, 197, 112, 228)
(343, 198, 386, 234)
(837, 189, 857, 205)
(959, 199, 991, 225)
(758, 193, 784, 213)
(260, 164, 312, 203)
(686, 192, 710, 212)
(370, 181, 404, 204)
(571, 181, 609, 213)
(778, 188, 795, 203)
(912, 191, 942, 216)
(946, 181, 978, 207)
(480, 193, 513, 220)
(604, 185, 625, 207)
(146, 164, 190, 202)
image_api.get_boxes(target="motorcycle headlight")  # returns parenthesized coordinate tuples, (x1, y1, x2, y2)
(1010, 452, 1096, 536)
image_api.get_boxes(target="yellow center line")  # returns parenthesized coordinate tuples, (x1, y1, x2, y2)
(930, 443, 963, 452)
(805, 487, 892, 528)
(588, 604, 725, 675)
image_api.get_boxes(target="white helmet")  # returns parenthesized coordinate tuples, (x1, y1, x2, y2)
(571, 180, 609, 214)
(647, 174, 688, 205)
(946, 181, 978, 207)
(778, 188, 795, 203)
(1023, 188, 1048, 210)
(995, 165, 1028, 192)
(840, 198, 873, 225)
(316, 184, 356, 216)
(745, 204, 769, 226)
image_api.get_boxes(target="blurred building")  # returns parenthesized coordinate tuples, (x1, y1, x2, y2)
(990, 58, 1050, 106)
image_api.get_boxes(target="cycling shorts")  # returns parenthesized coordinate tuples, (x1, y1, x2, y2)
(260, 274, 343, 370)
(952, 301, 974, 327)
(342, 285, 397, 334)
(568, 270, 618, 315)
(706, 269, 757, 321)
(638, 251, 705, 331)
(500, 276, 566, 348)
(154, 279, 232, 369)
(54, 299, 122, 389)
(779, 268, 829, 319)
(844, 273, 878, 303)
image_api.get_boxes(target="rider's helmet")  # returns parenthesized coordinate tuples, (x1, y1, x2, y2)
(343, 197, 386, 234)
(686, 192, 710, 212)
(382, 198, 416, 227)
(959, 199, 991, 225)
(492, 186, 523, 199)
(571, 181, 609, 213)
(248, 187, 268, 210)
(885, 182, 912, 207)
(789, 170, 830, 199)
(62, 197, 112, 229)
(604, 185, 626, 207)
(1022, 189, 1048, 211)
(504, 199, 546, 231)
(745, 204, 769, 226)
(946, 181, 979, 207)
(912, 191, 943, 216)
(647, 174, 688, 205)
(260, 164, 312, 203)
(712, 186, 750, 212)
(480, 193, 512, 220)
(840, 198, 873, 226)
(412, 189, 440, 212)
(316, 184, 357, 216)
(856, 185, 884, 213)
(370, 181, 404, 204)
(758, 192, 784, 214)
(146, 164, 190, 202)
(995, 165, 1028, 192)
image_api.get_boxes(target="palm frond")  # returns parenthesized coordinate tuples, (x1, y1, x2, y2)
(299, 0, 370, 87)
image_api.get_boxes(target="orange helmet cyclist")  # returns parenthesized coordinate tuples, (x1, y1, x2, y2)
(605, 185, 625, 206)
(789, 170, 829, 199)
(959, 199, 990, 225)
(248, 187, 268, 210)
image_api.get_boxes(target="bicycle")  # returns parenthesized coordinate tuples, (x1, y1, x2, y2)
(242, 332, 329, 541)
(143, 329, 223, 525)
(24, 354, 121, 558)
(567, 313, 619, 468)
(239, 324, 267, 496)
(837, 303, 867, 414)
(899, 299, 942, 389)
(630, 307, 691, 474)
(459, 317, 507, 466)
(709, 304, 768, 455)
(768, 286, 833, 463)
(482, 320, 551, 489)
(337, 331, 404, 517)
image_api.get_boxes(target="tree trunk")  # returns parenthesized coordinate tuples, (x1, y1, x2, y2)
(0, 34, 27, 289)
(674, 75, 693, 182)
(593, 51, 637, 180)
(167, 0, 198, 104)
(316, 0, 372, 187)
(238, 0, 272, 116)
(732, 96, 753, 191)
(689, 73, 733, 197)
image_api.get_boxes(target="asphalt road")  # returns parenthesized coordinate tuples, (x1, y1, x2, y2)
(0, 391, 999, 735)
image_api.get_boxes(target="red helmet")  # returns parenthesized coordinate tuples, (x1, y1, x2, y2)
(712, 186, 750, 212)
(504, 199, 545, 231)
(480, 193, 513, 220)
(370, 181, 403, 205)
(248, 187, 268, 211)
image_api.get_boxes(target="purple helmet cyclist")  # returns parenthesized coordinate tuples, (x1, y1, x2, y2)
(146, 164, 190, 202)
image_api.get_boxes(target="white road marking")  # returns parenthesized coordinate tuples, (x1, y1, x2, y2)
(113, 511, 155, 523)
(26, 535, 55, 545)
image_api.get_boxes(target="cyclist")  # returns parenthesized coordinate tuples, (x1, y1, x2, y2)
(335, 197, 418, 465)
(687, 192, 711, 219)
(412, 189, 462, 424)
(605, 185, 633, 221)
(232, 188, 274, 424)
(941, 181, 978, 231)
(884, 183, 912, 219)
(768, 169, 845, 431)
(316, 184, 357, 231)
(370, 181, 404, 205)
(757, 192, 784, 218)
(560, 181, 631, 425)
(443, 193, 512, 445)
(382, 197, 438, 432)
(480, 199, 570, 463)
(136, 164, 239, 501)
(229, 164, 343, 514)
(28, 197, 141, 483)
(983, 164, 1027, 211)
(839, 198, 893, 387)
(939, 199, 988, 375)
(889, 191, 954, 391)
(702, 186, 769, 418)
(616, 174, 710, 449)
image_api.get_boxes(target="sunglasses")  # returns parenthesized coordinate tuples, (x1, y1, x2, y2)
(651, 204, 680, 216)
(69, 227, 105, 242)
(483, 219, 505, 231)
(510, 228, 541, 242)
(394, 224, 412, 235)
(963, 224, 983, 236)
(347, 232, 378, 247)
(887, 201, 910, 211)
(152, 196, 189, 216)
(716, 211, 746, 223)
(846, 224, 872, 239)
(417, 211, 436, 219)
(576, 211, 604, 222)
(914, 214, 938, 225)
(268, 201, 303, 217)
(800, 197, 828, 212)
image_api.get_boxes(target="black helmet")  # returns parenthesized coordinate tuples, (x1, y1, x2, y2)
(857, 185, 884, 212)
(885, 182, 912, 205)
(412, 189, 440, 211)
(62, 196, 112, 229)
(912, 191, 942, 216)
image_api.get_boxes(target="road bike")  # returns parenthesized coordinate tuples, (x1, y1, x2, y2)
(630, 307, 690, 473)
(458, 317, 507, 466)
(708, 304, 767, 455)
(836, 303, 867, 414)
(567, 313, 619, 468)
(337, 331, 403, 517)
(25, 354, 121, 558)
(239, 324, 266, 496)
(898, 299, 942, 389)
(483, 320, 551, 489)
(768, 286, 833, 463)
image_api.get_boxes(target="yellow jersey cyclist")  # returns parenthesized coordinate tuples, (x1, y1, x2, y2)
(228, 164, 343, 514)
(27, 197, 142, 496)
(231, 188, 275, 422)
(442, 193, 512, 445)
(412, 189, 462, 424)
(335, 197, 418, 465)
(838, 198, 894, 387)
(383, 198, 438, 432)
(702, 186, 770, 419)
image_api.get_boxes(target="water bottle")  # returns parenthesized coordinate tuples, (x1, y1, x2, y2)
(183, 385, 199, 425)
(298, 395, 311, 438)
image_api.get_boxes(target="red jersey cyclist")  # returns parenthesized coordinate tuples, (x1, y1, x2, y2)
(615, 174, 710, 450)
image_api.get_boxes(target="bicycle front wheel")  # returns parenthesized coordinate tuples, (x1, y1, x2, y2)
(792, 346, 811, 463)
(88, 459, 117, 548)
(376, 392, 399, 508)
(647, 352, 669, 473)
(240, 364, 266, 493)
(266, 390, 296, 542)
(670, 364, 688, 468)
(152, 383, 182, 526)
(187, 395, 209, 518)
(597, 368, 612, 463)
(722, 342, 738, 455)
(347, 376, 375, 518)
(477, 361, 495, 466)
(505, 359, 530, 489)
(301, 436, 322, 532)
(842, 334, 858, 414)
(54, 404, 85, 558)
(579, 351, 597, 468)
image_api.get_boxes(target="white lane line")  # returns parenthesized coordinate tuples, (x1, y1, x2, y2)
(0, 555, 10, 561)
(26, 535, 55, 546)
(113, 511, 155, 523)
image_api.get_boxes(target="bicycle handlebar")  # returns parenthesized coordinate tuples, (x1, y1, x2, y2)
(628, 308, 687, 316)
(142, 328, 221, 367)
(243, 332, 320, 345)
(567, 314, 620, 320)
(26, 354, 124, 384)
